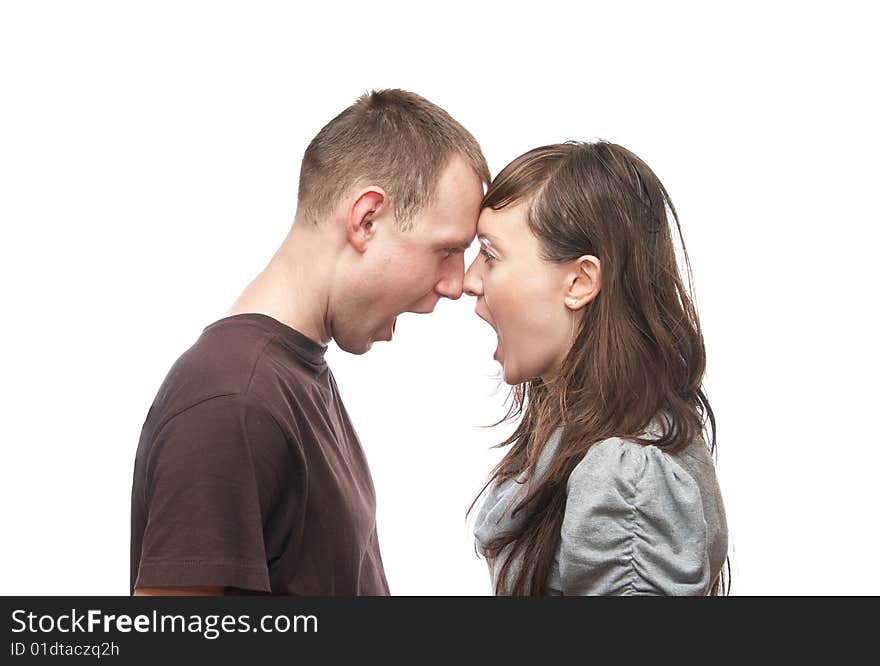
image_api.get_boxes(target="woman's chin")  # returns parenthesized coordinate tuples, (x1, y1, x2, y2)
(500, 364, 521, 386)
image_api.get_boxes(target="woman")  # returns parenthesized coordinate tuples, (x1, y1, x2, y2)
(464, 141, 729, 595)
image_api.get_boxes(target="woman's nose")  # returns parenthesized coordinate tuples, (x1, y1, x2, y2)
(463, 256, 483, 297)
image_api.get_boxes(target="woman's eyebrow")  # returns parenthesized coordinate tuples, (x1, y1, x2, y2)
(477, 233, 502, 249)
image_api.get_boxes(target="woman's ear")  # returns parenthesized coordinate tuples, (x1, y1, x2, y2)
(346, 187, 388, 253)
(564, 255, 601, 310)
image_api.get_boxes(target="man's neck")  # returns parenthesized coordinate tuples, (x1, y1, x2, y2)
(226, 223, 335, 345)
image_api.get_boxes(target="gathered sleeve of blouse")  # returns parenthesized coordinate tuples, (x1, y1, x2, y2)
(559, 438, 711, 596)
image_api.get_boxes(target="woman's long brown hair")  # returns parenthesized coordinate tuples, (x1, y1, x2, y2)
(472, 141, 729, 595)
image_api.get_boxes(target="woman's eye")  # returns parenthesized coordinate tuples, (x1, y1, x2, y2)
(479, 248, 496, 264)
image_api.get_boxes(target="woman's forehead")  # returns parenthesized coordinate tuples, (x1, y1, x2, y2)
(477, 204, 528, 238)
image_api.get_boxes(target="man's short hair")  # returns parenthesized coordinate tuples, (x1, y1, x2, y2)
(297, 89, 490, 230)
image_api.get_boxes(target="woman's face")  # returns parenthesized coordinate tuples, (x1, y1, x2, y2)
(463, 203, 577, 385)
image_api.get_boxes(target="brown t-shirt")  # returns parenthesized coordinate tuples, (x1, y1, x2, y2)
(130, 313, 390, 595)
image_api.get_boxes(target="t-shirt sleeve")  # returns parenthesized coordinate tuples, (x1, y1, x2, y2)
(133, 393, 296, 593)
(559, 438, 711, 596)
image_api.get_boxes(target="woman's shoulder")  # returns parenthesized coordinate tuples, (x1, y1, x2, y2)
(560, 431, 728, 595)
(567, 431, 718, 500)
(567, 436, 647, 489)
(565, 433, 725, 537)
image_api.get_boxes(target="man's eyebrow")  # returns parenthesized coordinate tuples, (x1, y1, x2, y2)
(441, 238, 475, 252)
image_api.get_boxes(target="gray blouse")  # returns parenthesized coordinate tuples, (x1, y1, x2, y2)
(473, 417, 728, 595)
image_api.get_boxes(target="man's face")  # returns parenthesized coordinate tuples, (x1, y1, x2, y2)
(333, 154, 484, 354)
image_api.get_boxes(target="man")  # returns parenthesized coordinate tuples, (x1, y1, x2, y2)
(130, 89, 488, 595)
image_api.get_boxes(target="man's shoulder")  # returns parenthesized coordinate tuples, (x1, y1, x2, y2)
(144, 316, 285, 430)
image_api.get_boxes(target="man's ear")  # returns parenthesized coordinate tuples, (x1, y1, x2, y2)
(563, 255, 601, 310)
(347, 187, 388, 253)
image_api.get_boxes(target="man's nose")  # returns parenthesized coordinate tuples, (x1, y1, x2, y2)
(463, 255, 482, 298)
(435, 253, 465, 300)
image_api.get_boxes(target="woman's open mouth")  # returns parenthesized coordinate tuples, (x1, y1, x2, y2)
(475, 307, 501, 362)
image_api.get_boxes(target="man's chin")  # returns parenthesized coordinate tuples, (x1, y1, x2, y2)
(335, 321, 396, 355)
(337, 339, 373, 356)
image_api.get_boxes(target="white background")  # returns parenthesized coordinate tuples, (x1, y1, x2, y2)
(1, 1, 877, 595)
